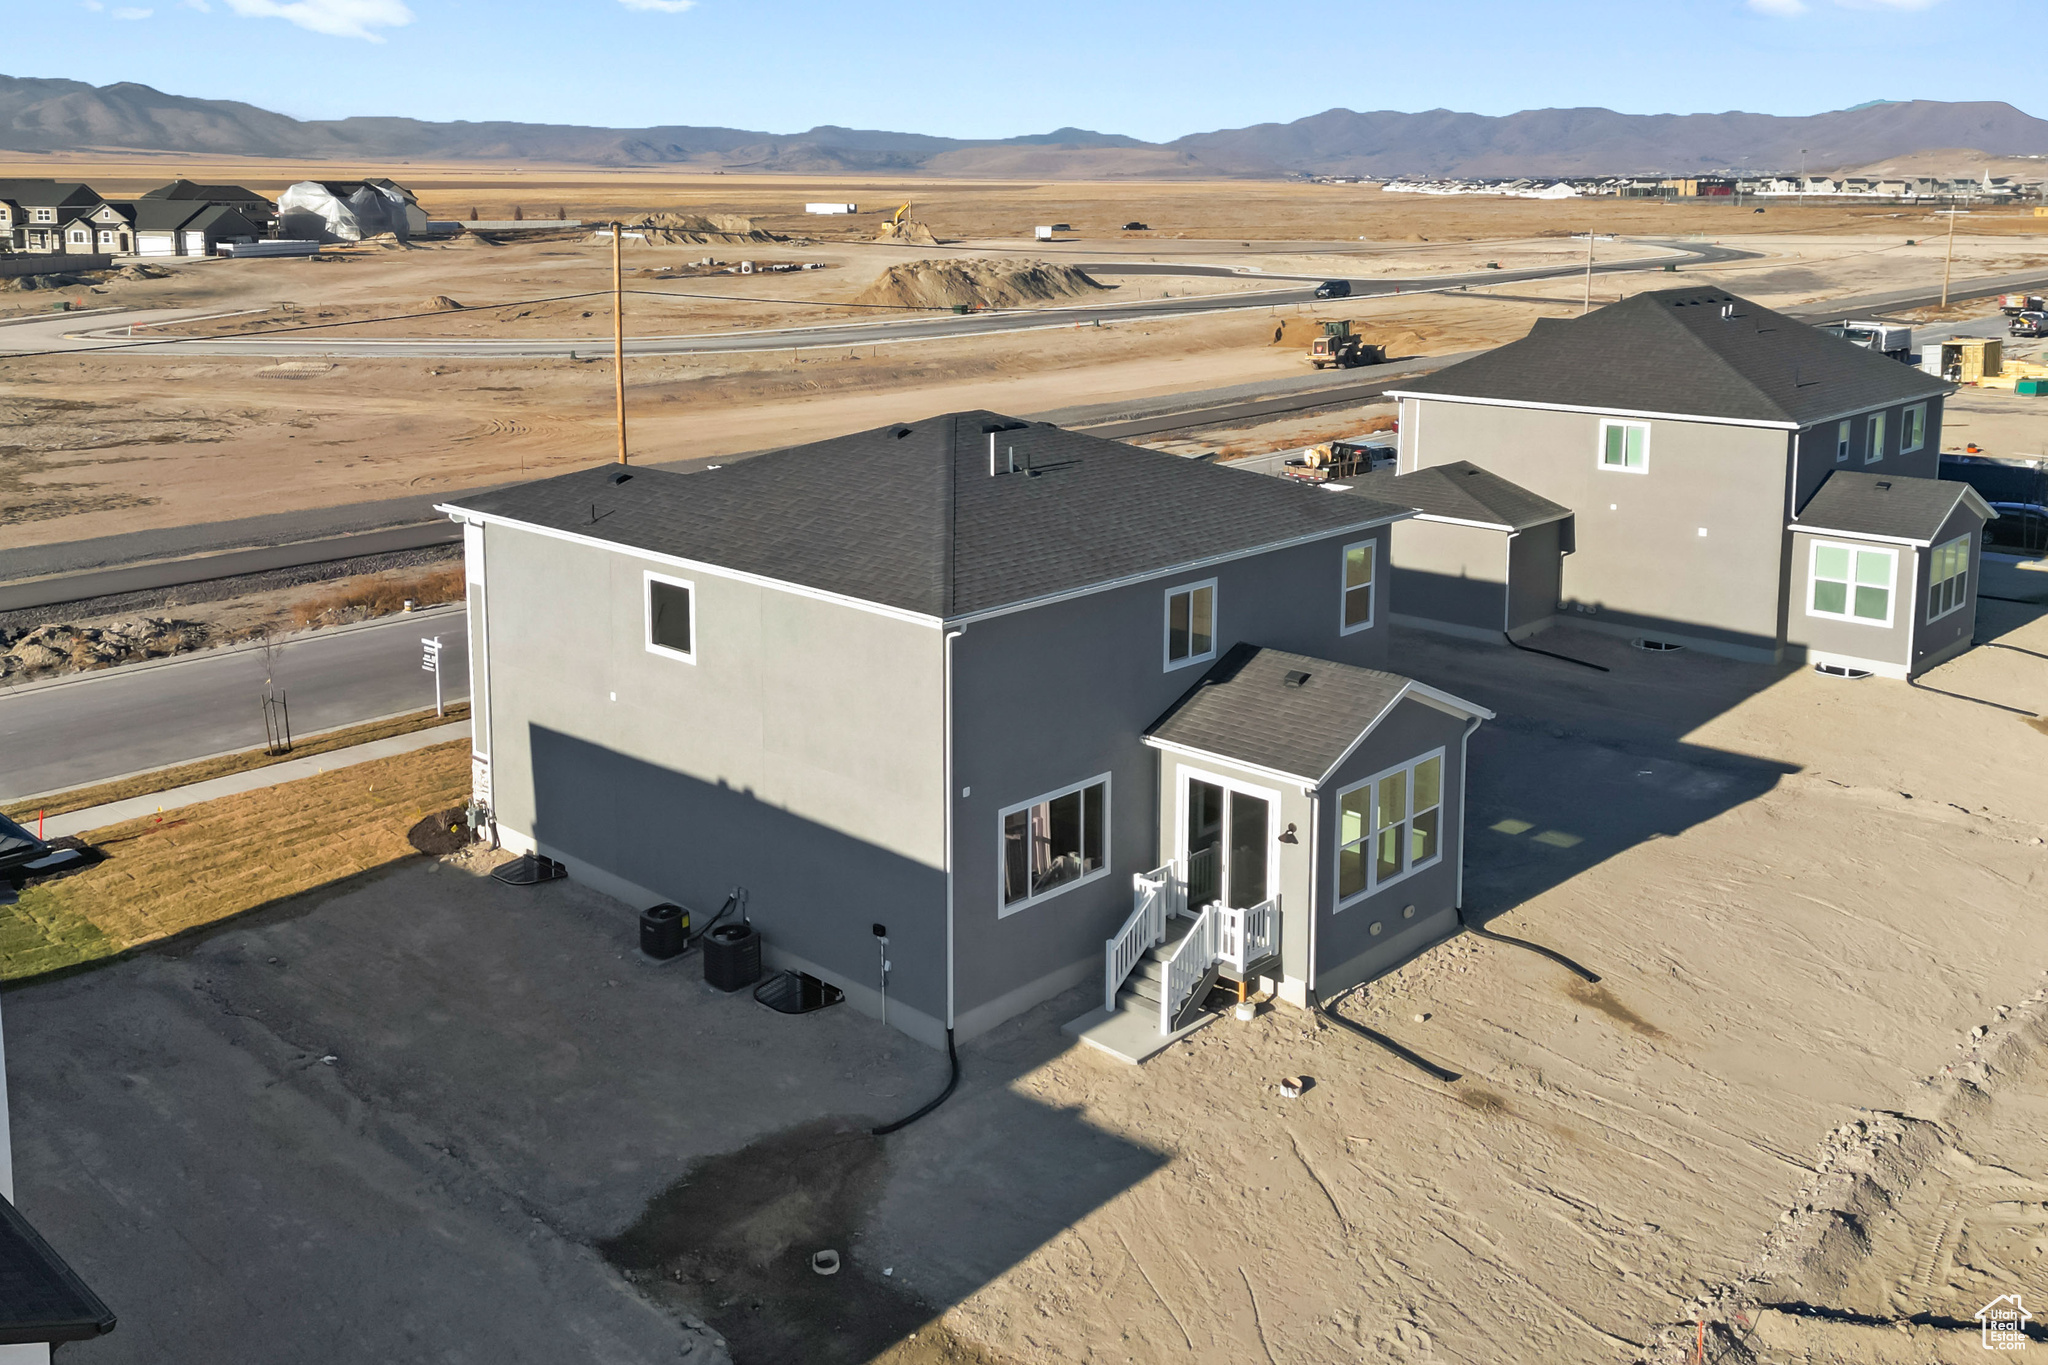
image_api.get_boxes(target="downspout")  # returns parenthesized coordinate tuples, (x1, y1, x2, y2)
(1500, 530, 1517, 637)
(1304, 786, 1319, 997)
(1454, 715, 1480, 913)
(943, 626, 962, 1032)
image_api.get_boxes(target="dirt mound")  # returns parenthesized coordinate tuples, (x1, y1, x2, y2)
(1, 273, 90, 292)
(112, 263, 172, 281)
(851, 257, 1108, 310)
(0, 618, 212, 680)
(601, 213, 783, 246)
(875, 219, 939, 246)
(419, 295, 463, 311)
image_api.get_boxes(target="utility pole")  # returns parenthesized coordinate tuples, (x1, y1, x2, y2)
(1583, 231, 1595, 314)
(611, 221, 628, 465)
(1942, 201, 1958, 309)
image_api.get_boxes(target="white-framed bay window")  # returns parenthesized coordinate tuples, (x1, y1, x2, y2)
(1928, 535, 1969, 621)
(1808, 540, 1895, 626)
(1598, 419, 1648, 473)
(999, 774, 1109, 915)
(642, 569, 697, 663)
(1340, 539, 1375, 634)
(1164, 578, 1216, 671)
(1334, 749, 1445, 907)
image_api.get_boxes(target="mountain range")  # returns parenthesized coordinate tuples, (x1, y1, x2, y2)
(5, 75, 2047, 178)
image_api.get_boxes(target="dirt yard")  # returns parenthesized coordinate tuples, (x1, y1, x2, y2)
(6, 587, 2046, 1364)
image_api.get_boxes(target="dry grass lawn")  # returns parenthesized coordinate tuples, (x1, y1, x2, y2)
(1, 738, 470, 980)
(5, 703, 470, 821)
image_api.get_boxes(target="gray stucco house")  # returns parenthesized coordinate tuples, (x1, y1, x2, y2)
(1383, 287, 1988, 675)
(439, 413, 1491, 1057)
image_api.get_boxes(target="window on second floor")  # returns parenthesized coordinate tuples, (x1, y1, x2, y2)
(33, 208, 53, 223)
(1164, 579, 1216, 670)
(1928, 535, 1969, 620)
(1902, 403, 1927, 454)
(1835, 421, 1851, 462)
(643, 571, 695, 663)
(1866, 412, 1887, 464)
(1340, 541, 1375, 634)
(1599, 420, 1648, 473)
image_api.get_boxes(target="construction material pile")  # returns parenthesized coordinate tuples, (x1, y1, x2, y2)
(875, 218, 939, 246)
(0, 619, 212, 680)
(596, 213, 784, 246)
(851, 257, 1108, 311)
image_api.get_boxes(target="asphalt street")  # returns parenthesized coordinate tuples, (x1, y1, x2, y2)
(0, 238, 1748, 361)
(0, 607, 468, 801)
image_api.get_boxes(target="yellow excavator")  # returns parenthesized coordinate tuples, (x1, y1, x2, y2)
(889, 202, 912, 227)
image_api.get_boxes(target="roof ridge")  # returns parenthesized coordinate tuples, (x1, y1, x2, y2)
(1608, 293, 1796, 424)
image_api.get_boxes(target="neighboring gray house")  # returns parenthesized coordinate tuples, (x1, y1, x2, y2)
(138, 179, 276, 231)
(1383, 287, 1981, 674)
(1349, 460, 1573, 643)
(0, 180, 102, 254)
(439, 413, 1492, 1060)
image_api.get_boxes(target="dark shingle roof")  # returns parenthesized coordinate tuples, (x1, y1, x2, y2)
(141, 179, 272, 207)
(1390, 288, 1948, 427)
(0, 181, 99, 209)
(116, 200, 207, 232)
(1145, 645, 1491, 786)
(1348, 460, 1570, 530)
(0, 1193, 116, 1347)
(442, 412, 1412, 620)
(1791, 470, 1994, 544)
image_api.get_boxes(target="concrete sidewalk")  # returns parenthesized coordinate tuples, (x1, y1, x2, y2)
(35, 722, 469, 840)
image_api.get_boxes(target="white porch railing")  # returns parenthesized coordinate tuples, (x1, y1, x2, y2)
(1218, 897, 1278, 974)
(1159, 903, 1221, 1035)
(1105, 862, 1181, 1012)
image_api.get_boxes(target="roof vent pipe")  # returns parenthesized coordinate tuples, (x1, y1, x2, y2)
(1721, 302, 1735, 320)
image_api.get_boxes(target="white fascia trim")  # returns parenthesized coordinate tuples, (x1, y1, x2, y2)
(1382, 390, 1800, 432)
(1787, 523, 1931, 549)
(944, 514, 1410, 627)
(437, 506, 945, 629)
(1316, 681, 1495, 786)
(1141, 737, 1317, 793)
(1413, 512, 1511, 532)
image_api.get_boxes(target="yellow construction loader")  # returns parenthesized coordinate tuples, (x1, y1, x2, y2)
(1306, 320, 1385, 369)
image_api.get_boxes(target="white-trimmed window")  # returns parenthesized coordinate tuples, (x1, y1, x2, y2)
(1835, 421, 1851, 462)
(33, 208, 52, 223)
(1164, 579, 1216, 670)
(1000, 775, 1108, 914)
(1865, 411, 1886, 464)
(67, 229, 87, 245)
(1335, 749, 1445, 906)
(1928, 535, 1969, 620)
(1902, 403, 1927, 454)
(1340, 540, 1375, 634)
(1808, 541, 1895, 626)
(643, 570, 696, 663)
(1599, 420, 1648, 473)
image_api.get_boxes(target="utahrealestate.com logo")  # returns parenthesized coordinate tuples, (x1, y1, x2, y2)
(1978, 1295, 2033, 1351)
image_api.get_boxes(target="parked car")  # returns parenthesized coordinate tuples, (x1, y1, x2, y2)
(1986, 501, 2048, 551)
(1121, 221, 1148, 231)
(1314, 279, 1351, 299)
(2011, 311, 2048, 338)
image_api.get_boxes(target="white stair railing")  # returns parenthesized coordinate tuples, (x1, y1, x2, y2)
(1159, 903, 1221, 1035)
(1104, 863, 1176, 1012)
(1218, 897, 1278, 974)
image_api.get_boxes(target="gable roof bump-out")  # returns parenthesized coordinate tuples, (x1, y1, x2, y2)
(1386, 287, 1949, 428)
(439, 411, 1416, 625)
(1789, 469, 1996, 547)
(1350, 460, 1571, 532)
(1144, 644, 1494, 790)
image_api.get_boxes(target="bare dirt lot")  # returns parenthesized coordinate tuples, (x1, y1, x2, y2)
(11, 589, 2047, 1364)
(4, 158, 2044, 553)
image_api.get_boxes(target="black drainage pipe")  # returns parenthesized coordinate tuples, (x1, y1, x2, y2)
(1308, 988, 1460, 1083)
(1505, 632, 1609, 672)
(1461, 923, 1601, 983)
(871, 1028, 959, 1136)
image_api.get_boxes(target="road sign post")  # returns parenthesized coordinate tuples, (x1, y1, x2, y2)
(421, 636, 444, 717)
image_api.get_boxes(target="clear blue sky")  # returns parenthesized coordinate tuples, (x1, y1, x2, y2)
(10, 0, 2007, 142)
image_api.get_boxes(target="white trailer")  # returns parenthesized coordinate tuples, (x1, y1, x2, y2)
(1034, 225, 1055, 241)
(805, 203, 858, 215)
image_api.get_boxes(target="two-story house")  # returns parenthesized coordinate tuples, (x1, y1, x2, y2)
(137, 179, 276, 232)
(1383, 287, 1990, 678)
(439, 413, 1493, 1060)
(0, 181, 104, 254)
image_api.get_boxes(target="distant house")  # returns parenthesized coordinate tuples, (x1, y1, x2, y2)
(277, 179, 427, 242)
(437, 412, 1494, 1059)
(139, 178, 275, 229)
(1384, 288, 1986, 677)
(0, 180, 104, 254)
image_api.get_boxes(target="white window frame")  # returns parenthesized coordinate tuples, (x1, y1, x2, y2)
(33, 208, 52, 223)
(998, 773, 1111, 916)
(1806, 539, 1896, 628)
(1333, 747, 1447, 910)
(1902, 403, 1927, 454)
(642, 569, 697, 664)
(1162, 577, 1218, 672)
(1597, 419, 1649, 474)
(1339, 539, 1376, 636)
(1865, 411, 1886, 464)
(67, 229, 87, 245)
(1835, 421, 1851, 463)
(1928, 534, 1969, 622)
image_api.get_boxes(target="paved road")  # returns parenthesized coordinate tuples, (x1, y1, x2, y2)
(0, 608, 468, 801)
(0, 239, 1749, 361)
